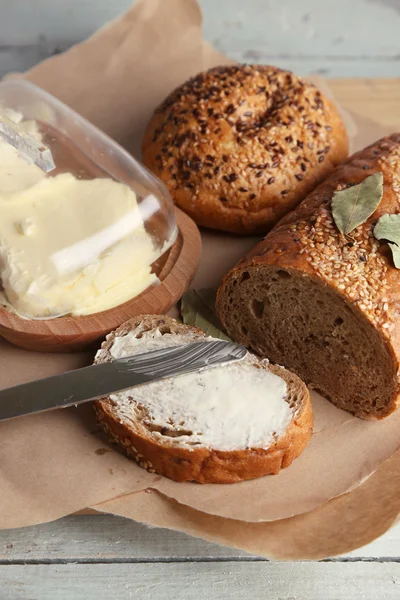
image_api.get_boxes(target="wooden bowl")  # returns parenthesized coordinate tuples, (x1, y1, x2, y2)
(0, 208, 201, 352)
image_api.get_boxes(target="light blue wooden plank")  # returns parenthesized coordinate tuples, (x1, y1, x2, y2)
(1, 0, 133, 44)
(2, 562, 400, 600)
(200, 0, 400, 58)
(0, 515, 399, 562)
(1, 0, 400, 58)
(0, 0, 399, 55)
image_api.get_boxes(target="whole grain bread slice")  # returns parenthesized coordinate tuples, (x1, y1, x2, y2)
(216, 135, 400, 420)
(93, 315, 313, 484)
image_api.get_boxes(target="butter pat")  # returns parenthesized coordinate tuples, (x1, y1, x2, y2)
(0, 118, 160, 319)
(107, 329, 291, 452)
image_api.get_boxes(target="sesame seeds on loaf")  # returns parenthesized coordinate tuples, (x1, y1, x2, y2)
(93, 315, 313, 484)
(216, 134, 400, 420)
(142, 64, 348, 234)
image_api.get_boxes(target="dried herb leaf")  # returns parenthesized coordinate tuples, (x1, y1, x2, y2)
(180, 288, 232, 341)
(331, 172, 383, 235)
(388, 242, 400, 269)
(373, 213, 400, 268)
(374, 213, 400, 243)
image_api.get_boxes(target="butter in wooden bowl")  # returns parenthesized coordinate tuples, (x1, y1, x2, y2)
(0, 81, 199, 352)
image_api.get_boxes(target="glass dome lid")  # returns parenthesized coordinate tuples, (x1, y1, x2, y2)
(0, 80, 178, 320)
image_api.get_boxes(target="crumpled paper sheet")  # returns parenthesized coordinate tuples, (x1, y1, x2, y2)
(95, 442, 400, 560)
(0, 0, 399, 559)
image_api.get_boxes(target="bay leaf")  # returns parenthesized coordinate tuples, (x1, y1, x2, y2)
(331, 171, 383, 235)
(373, 213, 400, 243)
(388, 242, 400, 269)
(373, 213, 400, 269)
(180, 288, 232, 341)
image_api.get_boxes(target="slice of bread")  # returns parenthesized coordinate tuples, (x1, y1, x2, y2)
(94, 315, 313, 484)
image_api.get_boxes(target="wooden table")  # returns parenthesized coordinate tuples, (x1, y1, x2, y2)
(1, 514, 400, 599)
(1, 1, 400, 598)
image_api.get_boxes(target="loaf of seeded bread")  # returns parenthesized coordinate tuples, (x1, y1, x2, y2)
(142, 65, 348, 234)
(216, 134, 400, 420)
(93, 315, 312, 484)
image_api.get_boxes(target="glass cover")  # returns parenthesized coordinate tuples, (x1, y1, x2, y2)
(0, 80, 177, 320)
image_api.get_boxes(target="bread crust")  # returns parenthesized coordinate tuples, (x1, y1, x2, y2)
(94, 315, 313, 484)
(142, 65, 348, 235)
(216, 134, 400, 419)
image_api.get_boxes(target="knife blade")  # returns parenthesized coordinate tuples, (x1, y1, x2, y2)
(0, 340, 247, 421)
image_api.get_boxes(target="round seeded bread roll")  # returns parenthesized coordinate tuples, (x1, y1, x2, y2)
(93, 315, 313, 484)
(142, 65, 348, 234)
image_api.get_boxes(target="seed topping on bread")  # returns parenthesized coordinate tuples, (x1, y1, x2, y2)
(143, 64, 348, 234)
(150, 66, 334, 206)
(294, 208, 390, 330)
(249, 137, 400, 332)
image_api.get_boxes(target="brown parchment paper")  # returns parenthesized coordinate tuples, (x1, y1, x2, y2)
(0, 0, 399, 536)
(95, 444, 400, 560)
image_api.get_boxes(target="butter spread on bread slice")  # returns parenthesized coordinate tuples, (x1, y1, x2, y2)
(94, 315, 312, 484)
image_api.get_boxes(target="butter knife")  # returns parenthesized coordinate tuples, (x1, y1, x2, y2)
(0, 340, 246, 421)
